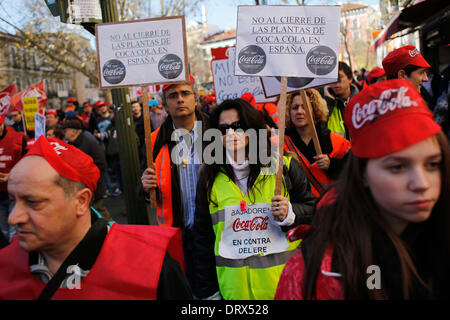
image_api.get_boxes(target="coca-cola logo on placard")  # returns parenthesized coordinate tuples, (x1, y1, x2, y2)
(232, 216, 269, 232)
(306, 46, 337, 76)
(102, 59, 126, 85)
(158, 54, 183, 79)
(238, 45, 266, 75)
(275, 77, 314, 88)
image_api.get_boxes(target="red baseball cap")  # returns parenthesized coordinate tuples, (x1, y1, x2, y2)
(94, 100, 108, 109)
(345, 79, 441, 158)
(66, 97, 76, 103)
(367, 67, 386, 83)
(241, 92, 256, 107)
(25, 136, 100, 193)
(162, 74, 195, 91)
(382, 45, 430, 76)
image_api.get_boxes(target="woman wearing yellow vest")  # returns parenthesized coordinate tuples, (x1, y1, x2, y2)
(285, 89, 351, 196)
(192, 98, 316, 300)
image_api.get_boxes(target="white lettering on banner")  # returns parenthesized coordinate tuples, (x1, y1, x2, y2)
(352, 86, 418, 129)
(219, 202, 289, 259)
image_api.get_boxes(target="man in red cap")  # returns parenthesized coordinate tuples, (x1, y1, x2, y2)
(0, 115, 27, 246)
(65, 97, 77, 113)
(45, 109, 60, 130)
(0, 136, 192, 299)
(140, 74, 210, 291)
(382, 45, 430, 93)
(367, 67, 387, 85)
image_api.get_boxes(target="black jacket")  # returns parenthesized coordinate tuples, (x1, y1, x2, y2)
(70, 132, 107, 201)
(192, 158, 317, 299)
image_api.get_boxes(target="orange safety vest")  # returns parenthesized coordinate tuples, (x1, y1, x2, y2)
(256, 102, 279, 126)
(0, 223, 184, 300)
(284, 133, 350, 197)
(151, 127, 174, 227)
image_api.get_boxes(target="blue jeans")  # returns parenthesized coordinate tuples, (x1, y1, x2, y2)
(0, 199, 15, 243)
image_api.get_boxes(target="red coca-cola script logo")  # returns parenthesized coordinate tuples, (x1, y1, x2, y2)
(232, 216, 269, 232)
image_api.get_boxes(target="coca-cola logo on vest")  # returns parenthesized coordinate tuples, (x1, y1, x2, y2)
(238, 45, 266, 74)
(306, 46, 337, 76)
(158, 54, 183, 79)
(102, 59, 126, 85)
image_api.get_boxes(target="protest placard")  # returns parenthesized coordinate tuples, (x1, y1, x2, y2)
(234, 5, 340, 78)
(235, 5, 340, 196)
(34, 112, 46, 139)
(96, 16, 188, 88)
(260, 76, 335, 98)
(211, 46, 276, 104)
(22, 97, 39, 131)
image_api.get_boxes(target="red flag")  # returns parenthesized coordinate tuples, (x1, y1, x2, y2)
(9, 80, 47, 113)
(0, 83, 18, 116)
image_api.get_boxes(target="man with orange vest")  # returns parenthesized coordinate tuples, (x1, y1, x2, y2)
(0, 115, 27, 244)
(0, 136, 191, 300)
(140, 75, 210, 292)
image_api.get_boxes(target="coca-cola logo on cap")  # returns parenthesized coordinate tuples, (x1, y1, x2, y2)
(238, 45, 266, 74)
(158, 54, 183, 79)
(102, 59, 126, 85)
(306, 46, 337, 76)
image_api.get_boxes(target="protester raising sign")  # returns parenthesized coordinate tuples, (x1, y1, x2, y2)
(96, 16, 189, 88)
(211, 46, 277, 104)
(9, 80, 47, 113)
(234, 5, 340, 78)
(0, 83, 18, 117)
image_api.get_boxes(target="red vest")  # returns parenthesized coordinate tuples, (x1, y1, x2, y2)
(256, 102, 279, 126)
(0, 223, 184, 300)
(151, 127, 174, 227)
(0, 127, 25, 192)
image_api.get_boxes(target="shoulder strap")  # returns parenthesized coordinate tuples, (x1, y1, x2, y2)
(285, 136, 326, 194)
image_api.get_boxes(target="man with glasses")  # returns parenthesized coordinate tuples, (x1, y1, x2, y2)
(140, 75, 209, 292)
(8, 111, 25, 134)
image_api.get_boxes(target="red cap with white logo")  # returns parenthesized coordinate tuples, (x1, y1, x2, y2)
(162, 74, 195, 91)
(25, 136, 100, 192)
(344, 79, 441, 158)
(382, 45, 430, 76)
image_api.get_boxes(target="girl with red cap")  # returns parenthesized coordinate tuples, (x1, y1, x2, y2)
(275, 79, 450, 300)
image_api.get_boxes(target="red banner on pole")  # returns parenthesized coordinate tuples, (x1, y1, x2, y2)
(9, 80, 47, 113)
(0, 83, 18, 117)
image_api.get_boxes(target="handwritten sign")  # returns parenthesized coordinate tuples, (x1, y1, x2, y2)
(22, 97, 39, 131)
(211, 47, 276, 104)
(96, 16, 188, 88)
(235, 5, 340, 78)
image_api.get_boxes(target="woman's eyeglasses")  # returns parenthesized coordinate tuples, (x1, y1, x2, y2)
(218, 121, 243, 135)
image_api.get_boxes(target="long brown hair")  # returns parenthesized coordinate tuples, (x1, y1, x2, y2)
(302, 132, 450, 299)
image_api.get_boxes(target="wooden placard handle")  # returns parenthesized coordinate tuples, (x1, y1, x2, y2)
(274, 76, 288, 196)
(141, 86, 157, 208)
(300, 89, 322, 155)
